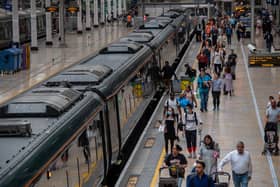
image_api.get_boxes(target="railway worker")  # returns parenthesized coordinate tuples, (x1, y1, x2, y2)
(187, 160, 215, 187)
(218, 141, 253, 187)
(197, 68, 211, 112)
(163, 144, 187, 187)
(182, 104, 202, 159)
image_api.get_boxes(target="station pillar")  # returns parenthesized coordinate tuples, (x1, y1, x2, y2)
(12, 0, 19, 46)
(118, 0, 122, 17)
(31, 0, 38, 50)
(45, 0, 53, 45)
(123, 0, 127, 13)
(101, 0, 105, 24)
(113, 0, 117, 19)
(86, 0, 91, 30)
(107, 0, 112, 21)
(250, 0, 255, 44)
(94, 0, 99, 27)
(58, 0, 65, 45)
(77, 0, 83, 33)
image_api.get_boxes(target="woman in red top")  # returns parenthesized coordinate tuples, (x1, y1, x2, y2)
(197, 51, 208, 71)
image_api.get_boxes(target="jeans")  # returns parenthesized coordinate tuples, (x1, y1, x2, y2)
(212, 91, 221, 109)
(232, 171, 249, 187)
(214, 64, 222, 74)
(199, 91, 209, 111)
(227, 35, 232, 45)
(177, 177, 183, 187)
(185, 130, 197, 153)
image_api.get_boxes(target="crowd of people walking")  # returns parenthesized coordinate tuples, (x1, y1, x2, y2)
(158, 12, 268, 187)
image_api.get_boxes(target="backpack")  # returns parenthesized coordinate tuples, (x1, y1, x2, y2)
(226, 27, 232, 36)
(185, 111, 198, 125)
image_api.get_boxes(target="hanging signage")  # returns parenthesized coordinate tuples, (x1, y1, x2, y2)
(45, 6, 58, 13)
(248, 55, 280, 67)
(66, 7, 79, 13)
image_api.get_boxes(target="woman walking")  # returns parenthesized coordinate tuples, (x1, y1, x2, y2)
(224, 67, 234, 96)
(163, 107, 177, 154)
(183, 104, 202, 158)
(212, 72, 223, 111)
(199, 135, 220, 176)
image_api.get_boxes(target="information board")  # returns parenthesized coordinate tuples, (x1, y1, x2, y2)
(248, 55, 280, 67)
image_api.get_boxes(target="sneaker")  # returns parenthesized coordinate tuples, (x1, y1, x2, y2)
(213, 107, 216, 111)
(200, 109, 204, 112)
(188, 154, 192, 158)
(192, 153, 197, 159)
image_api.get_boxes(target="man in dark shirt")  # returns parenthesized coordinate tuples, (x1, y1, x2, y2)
(161, 61, 176, 91)
(187, 160, 215, 187)
(164, 144, 187, 187)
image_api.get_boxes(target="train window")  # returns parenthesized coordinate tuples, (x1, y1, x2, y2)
(117, 64, 153, 143)
(32, 129, 100, 187)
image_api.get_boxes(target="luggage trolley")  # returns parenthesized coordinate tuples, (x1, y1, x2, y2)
(158, 166, 179, 187)
(211, 172, 231, 187)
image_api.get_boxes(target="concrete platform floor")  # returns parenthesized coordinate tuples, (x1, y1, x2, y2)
(119, 35, 280, 187)
(0, 22, 132, 104)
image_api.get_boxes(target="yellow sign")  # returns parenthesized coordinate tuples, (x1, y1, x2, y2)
(248, 55, 280, 66)
(67, 7, 79, 13)
(45, 6, 58, 13)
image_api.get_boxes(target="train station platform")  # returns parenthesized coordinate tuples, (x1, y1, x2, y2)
(116, 34, 280, 186)
(0, 22, 131, 104)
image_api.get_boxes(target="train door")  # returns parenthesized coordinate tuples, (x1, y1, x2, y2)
(103, 98, 121, 165)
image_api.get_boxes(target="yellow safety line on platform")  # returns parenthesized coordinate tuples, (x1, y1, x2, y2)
(150, 149, 165, 187)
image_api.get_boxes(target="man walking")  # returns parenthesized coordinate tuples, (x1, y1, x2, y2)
(264, 31, 273, 52)
(218, 141, 252, 187)
(164, 144, 187, 187)
(187, 160, 215, 187)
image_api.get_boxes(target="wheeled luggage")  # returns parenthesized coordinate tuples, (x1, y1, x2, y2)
(262, 122, 279, 155)
(159, 167, 178, 187)
(211, 171, 230, 187)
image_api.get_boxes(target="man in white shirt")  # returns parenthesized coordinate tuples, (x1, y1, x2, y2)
(218, 141, 252, 187)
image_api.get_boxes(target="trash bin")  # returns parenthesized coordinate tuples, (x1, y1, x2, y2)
(180, 75, 191, 91)
(13, 48, 22, 71)
(0, 49, 18, 73)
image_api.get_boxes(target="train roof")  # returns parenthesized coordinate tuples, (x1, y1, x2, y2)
(0, 88, 103, 186)
(119, 32, 154, 43)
